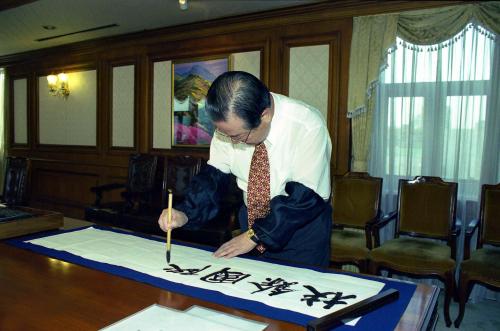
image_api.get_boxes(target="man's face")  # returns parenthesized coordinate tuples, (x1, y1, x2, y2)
(214, 110, 270, 145)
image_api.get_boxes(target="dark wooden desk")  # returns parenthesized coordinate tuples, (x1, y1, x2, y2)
(0, 206, 63, 239)
(0, 243, 439, 330)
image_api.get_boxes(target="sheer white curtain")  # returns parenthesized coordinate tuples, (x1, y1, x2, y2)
(369, 24, 500, 300)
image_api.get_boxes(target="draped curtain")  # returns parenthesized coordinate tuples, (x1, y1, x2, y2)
(347, 15, 397, 171)
(348, 2, 500, 172)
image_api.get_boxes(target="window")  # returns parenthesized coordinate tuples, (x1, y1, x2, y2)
(372, 24, 497, 202)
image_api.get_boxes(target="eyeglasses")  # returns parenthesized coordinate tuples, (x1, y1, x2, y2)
(215, 128, 252, 144)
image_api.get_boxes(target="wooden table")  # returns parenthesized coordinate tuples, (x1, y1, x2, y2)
(0, 243, 439, 330)
(0, 206, 63, 239)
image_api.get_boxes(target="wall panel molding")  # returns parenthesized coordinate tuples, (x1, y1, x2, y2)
(38, 69, 98, 146)
(10, 76, 29, 146)
(110, 63, 136, 149)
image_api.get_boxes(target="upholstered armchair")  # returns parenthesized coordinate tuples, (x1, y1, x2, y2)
(369, 176, 460, 327)
(330, 172, 382, 273)
(85, 154, 158, 227)
(1, 156, 30, 206)
(455, 183, 500, 328)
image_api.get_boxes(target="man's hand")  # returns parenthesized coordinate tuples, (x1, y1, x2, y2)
(158, 208, 188, 232)
(213, 232, 257, 258)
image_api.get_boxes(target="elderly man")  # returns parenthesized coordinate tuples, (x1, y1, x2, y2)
(159, 71, 332, 267)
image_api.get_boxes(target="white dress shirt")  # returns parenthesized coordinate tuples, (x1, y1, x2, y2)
(207, 92, 332, 204)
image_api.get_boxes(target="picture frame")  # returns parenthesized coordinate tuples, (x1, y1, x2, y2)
(171, 55, 231, 147)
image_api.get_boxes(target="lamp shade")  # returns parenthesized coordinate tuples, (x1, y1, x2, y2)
(47, 74, 58, 85)
(57, 73, 68, 82)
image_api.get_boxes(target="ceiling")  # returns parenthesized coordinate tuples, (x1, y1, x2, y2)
(0, 0, 325, 57)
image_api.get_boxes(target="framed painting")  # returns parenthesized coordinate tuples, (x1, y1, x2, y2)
(171, 56, 230, 147)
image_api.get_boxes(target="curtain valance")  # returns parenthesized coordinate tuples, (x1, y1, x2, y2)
(347, 2, 500, 171)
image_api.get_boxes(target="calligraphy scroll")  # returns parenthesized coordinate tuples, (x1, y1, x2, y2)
(24, 227, 385, 320)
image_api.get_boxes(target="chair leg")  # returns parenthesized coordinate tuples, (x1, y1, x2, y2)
(368, 261, 379, 275)
(329, 261, 342, 270)
(454, 272, 471, 328)
(444, 270, 454, 327)
(453, 273, 460, 302)
(358, 260, 367, 274)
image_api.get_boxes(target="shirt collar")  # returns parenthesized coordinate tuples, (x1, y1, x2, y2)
(265, 93, 281, 147)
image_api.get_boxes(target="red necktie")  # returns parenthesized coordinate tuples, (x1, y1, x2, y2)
(247, 143, 270, 253)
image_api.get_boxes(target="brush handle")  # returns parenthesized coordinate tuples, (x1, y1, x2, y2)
(166, 190, 173, 262)
(167, 230, 171, 250)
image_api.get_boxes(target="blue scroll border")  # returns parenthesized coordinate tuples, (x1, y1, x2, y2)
(7, 226, 416, 331)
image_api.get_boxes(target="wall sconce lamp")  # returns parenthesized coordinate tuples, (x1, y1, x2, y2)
(47, 73, 70, 99)
(179, 0, 188, 10)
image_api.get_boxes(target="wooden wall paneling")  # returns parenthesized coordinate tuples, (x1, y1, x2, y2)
(29, 72, 37, 150)
(336, 18, 352, 176)
(29, 160, 128, 218)
(147, 27, 271, 63)
(8, 149, 125, 168)
(268, 30, 284, 94)
(260, 38, 272, 89)
(95, 45, 148, 155)
(98, 59, 109, 156)
(138, 54, 150, 154)
(2, 1, 462, 218)
(32, 71, 39, 148)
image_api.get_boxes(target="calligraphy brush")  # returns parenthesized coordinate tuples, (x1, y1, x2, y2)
(166, 189, 173, 264)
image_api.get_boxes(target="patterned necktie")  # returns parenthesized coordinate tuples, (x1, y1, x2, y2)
(247, 143, 270, 253)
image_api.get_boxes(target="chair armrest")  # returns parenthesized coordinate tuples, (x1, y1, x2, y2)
(90, 183, 126, 193)
(463, 218, 480, 260)
(373, 211, 397, 230)
(333, 224, 345, 230)
(450, 220, 462, 260)
(372, 211, 397, 248)
(90, 183, 126, 207)
(364, 210, 382, 250)
(466, 218, 480, 237)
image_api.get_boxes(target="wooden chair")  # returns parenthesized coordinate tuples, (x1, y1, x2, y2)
(1, 156, 31, 206)
(118, 155, 203, 236)
(85, 153, 158, 226)
(330, 172, 382, 273)
(369, 176, 460, 327)
(455, 183, 500, 328)
(167, 156, 242, 247)
(162, 155, 203, 208)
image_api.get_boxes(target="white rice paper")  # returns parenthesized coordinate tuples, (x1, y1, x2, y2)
(27, 227, 384, 319)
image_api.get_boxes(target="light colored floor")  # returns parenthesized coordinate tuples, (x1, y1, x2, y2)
(435, 292, 500, 331)
(62, 217, 499, 330)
